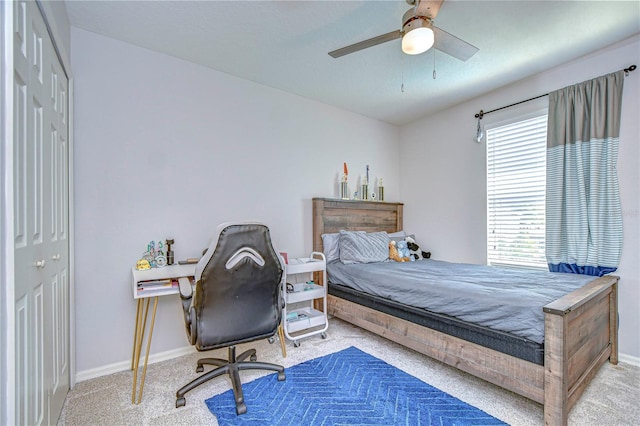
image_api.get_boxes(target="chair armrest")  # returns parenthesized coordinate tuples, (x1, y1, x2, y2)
(178, 277, 193, 299)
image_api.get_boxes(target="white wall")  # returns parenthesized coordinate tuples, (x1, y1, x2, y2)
(400, 35, 640, 360)
(71, 28, 400, 374)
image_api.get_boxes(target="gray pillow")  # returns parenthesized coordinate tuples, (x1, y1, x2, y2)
(322, 233, 341, 263)
(339, 231, 389, 264)
(322, 231, 365, 263)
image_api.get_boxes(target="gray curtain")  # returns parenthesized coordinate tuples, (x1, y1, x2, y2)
(546, 71, 625, 276)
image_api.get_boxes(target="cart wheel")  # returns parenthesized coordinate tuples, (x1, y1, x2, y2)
(268, 336, 275, 344)
(250, 354, 257, 361)
(278, 371, 286, 381)
(321, 332, 327, 339)
(293, 341, 300, 348)
(176, 397, 186, 408)
(196, 364, 204, 373)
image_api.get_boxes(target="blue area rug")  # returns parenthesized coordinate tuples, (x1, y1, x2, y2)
(206, 346, 507, 425)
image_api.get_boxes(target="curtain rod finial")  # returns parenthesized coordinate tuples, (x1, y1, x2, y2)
(624, 65, 636, 76)
(474, 109, 484, 119)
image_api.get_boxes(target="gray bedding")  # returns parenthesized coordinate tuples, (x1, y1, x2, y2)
(327, 259, 596, 344)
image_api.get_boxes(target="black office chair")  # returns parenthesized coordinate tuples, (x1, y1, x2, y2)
(175, 222, 286, 414)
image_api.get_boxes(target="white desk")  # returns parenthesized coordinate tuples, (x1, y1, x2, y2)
(130, 264, 196, 404)
(130, 263, 288, 404)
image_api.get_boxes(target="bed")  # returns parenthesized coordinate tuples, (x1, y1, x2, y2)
(312, 197, 619, 426)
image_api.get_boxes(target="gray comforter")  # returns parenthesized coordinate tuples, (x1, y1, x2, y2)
(327, 259, 596, 344)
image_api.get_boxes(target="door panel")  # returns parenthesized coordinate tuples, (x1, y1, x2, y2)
(13, 1, 70, 424)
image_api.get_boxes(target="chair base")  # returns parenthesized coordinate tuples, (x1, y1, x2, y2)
(176, 345, 286, 415)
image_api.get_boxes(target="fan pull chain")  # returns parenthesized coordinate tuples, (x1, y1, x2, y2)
(433, 50, 437, 79)
(401, 50, 405, 93)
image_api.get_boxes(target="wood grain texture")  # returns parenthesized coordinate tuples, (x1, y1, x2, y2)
(312, 198, 619, 426)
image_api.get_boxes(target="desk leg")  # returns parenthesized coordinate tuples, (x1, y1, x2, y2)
(131, 298, 147, 404)
(131, 299, 142, 371)
(131, 297, 158, 404)
(137, 296, 158, 404)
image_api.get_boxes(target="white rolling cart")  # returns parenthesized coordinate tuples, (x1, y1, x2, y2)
(283, 252, 328, 347)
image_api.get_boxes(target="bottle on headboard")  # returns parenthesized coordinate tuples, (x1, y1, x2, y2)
(378, 178, 384, 202)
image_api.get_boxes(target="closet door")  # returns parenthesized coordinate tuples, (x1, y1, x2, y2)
(13, 1, 69, 424)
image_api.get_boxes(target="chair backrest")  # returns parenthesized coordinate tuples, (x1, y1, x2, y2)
(192, 223, 284, 351)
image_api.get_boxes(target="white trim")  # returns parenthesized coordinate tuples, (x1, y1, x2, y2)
(75, 345, 196, 383)
(618, 353, 640, 368)
(1, 1, 16, 424)
(68, 79, 76, 387)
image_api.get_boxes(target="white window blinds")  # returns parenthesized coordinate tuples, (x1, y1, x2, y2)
(486, 114, 547, 269)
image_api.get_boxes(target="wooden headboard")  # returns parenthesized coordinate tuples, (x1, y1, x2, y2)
(312, 198, 404, 254)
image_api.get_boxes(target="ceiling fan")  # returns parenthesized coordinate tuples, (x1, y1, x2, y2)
(328, 0, 478, 61)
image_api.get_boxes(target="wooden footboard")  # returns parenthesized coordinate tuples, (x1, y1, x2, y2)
(543, 275, 618, 425)
(312, 197, 619, 426)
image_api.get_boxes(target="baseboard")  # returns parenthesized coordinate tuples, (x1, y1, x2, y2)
(74, 345, 196, 384)
(619, 352, 640, 367)
(74, 345, 640, 383)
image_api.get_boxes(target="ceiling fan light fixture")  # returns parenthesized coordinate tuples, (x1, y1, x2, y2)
(401, 17, 434, 55)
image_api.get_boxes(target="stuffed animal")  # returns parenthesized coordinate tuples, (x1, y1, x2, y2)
(406, 236, 431, 260)
(389, 241, 407, 262)
(396, 240, 413, 261)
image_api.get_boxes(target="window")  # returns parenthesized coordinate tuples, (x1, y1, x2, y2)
(486, 114, 547, 269)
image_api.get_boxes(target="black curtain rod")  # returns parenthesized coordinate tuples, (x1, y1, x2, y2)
(474, 64, 637, 119)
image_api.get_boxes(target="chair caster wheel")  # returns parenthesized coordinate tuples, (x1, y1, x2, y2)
(293, 341, 300, 348)
(268, 336, 275, 344)
(321, 332, 327, 339)
(277, 371, 286, 381)
(250, 354, 257, 361)
(236, 402, 247, 415)
(176, 397, 186, 408)
(196, 365, 204, 373)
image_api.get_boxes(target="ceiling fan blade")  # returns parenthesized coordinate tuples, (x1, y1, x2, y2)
(329, 30, 402, 58)
(415, 0, 443, 19)
(433, 26, 478, 62)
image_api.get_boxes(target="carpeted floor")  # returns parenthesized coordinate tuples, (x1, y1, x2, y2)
(58, 317, 640, 426)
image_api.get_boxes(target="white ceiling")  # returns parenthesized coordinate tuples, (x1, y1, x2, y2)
(65, 1, 640, 126)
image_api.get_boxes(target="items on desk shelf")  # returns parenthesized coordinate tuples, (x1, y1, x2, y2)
(136, 259, 151, 270)
(178, 258, 199, 265)
(166, 238, 175, 265)
(137, 278, 176, 292)
(136, 240, 169, 270)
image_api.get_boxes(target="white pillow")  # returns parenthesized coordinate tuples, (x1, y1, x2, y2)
(339, 231, 389, 264)
(388, 230, 406, 238)
(388, 230, 407, 243)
